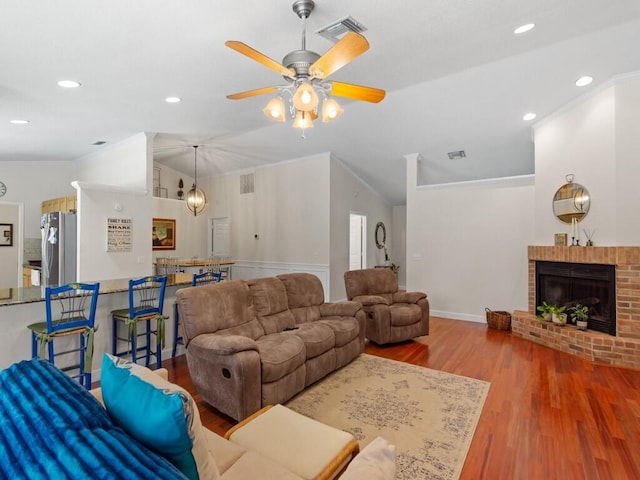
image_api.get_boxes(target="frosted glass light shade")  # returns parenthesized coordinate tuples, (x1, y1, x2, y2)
(292, 82, 319, 112)
(262, 97, 286, 122)
(292, 110, 314, 129)
(322, 98, 344, 122)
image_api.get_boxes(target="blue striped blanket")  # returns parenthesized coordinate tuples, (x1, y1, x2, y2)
(0, 359, 186, 479)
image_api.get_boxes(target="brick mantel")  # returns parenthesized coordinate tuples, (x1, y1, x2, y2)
(512, 246, 640, 370)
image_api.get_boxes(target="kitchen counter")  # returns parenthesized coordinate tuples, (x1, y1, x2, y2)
(1, 273, 193, 307)
(0, 273, 197, 373)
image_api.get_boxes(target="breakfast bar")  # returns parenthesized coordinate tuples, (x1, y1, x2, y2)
(0, 274, 194, 376)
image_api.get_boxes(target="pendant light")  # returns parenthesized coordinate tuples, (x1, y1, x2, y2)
(185, 145, 207, 216)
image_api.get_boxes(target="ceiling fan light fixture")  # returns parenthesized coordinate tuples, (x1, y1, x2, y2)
(263, 97, 286, 122)
(292, 82, 319, 111)
(322, 97, 344, 122)
(292, 110, 314, 129)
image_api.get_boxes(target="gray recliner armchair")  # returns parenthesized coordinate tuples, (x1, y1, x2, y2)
(344, 268, 429, 345)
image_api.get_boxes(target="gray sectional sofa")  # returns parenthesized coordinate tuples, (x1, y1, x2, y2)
(176, 273, 365, 421)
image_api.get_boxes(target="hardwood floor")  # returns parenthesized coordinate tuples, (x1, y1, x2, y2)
(162, 317, 640, 479)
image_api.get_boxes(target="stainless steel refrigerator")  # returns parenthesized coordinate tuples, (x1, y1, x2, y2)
(41, 212, 77, 287)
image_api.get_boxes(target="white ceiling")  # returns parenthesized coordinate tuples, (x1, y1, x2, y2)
(2, 0, 639, 205)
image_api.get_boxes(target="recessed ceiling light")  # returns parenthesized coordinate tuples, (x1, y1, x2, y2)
(523, 112, 537, 121)
(575, 76, 593, 87)
(514, 23, 535, 34)
(9, 119, 30, 124)
(165, 97, 181, 103)
(57, 80, 81, 88)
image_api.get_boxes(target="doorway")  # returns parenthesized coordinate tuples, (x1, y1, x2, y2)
(349, 213, 367, 270)
(208, 217, 230, 257)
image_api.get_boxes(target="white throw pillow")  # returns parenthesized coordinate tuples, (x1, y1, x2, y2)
(340, 436, 396, 480)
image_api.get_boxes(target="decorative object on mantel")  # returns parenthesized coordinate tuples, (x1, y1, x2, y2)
(553, 174, 591, 246)
(569, 303, 589, 331)
(550, 304, 567, 325)
(583, 228, 595, 247)
(485, 308, 511, 330)
(554, 233, 568, 246)
(536, 301, 553, 322)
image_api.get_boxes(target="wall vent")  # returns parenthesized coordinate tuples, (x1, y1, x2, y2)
(447, 150, 467, 160)
(240, 173, 255, 194)
(316, 16, 367, 43)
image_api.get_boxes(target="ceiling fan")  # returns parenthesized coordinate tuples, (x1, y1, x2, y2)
(225, 0, 385, 129)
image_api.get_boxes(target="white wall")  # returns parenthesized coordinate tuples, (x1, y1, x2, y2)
(533, 74, 640, 246)
(151, 197, 208, 260)
(208, 154, 330, 265)
(406, 154, 534, 321)
(0, 161, 74, 238)
(533, 86, 617, 245)
(0, 203, 20, 288)
(392, 205, 407, 287)
(75, 133, 152, 191)
(74, 133, 154, 281)
(615, 75, 640, 244)
(329, 156, 392, 300)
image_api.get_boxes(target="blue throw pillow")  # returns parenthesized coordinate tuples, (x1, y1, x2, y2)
(100, 354, 200, 480)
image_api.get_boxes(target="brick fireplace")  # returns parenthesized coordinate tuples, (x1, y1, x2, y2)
(512, 246, 640, 369)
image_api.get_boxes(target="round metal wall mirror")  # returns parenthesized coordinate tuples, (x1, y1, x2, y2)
(552, 175, 591, 224)
(375, 222, 386, 249)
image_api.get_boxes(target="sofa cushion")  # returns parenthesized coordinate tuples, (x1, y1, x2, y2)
(344, 268, 398, 299)
(288, 323, 335, 359)
(178, 280, 264, 343)
(277, 273, 325, 308)
(289, 305, 321, 324)
(389, 303, 423, 327)
(256, 334, 306, 383)
(315, 317, 360, 347)
(248, 278, 296, 333)
(101, 354, 219, 480)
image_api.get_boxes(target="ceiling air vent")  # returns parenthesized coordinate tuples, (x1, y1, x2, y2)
(240, 173, 255, 194)
(92, 141, 107, 145)
(316, 16, 367, 43)
(447, 150, 467, 160)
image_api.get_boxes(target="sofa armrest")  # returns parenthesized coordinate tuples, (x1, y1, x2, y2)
(352, 295, 389, 306)
(392, 291, 426, 304)
(190, 334, 259, 355)
(319, 300, 362, 317)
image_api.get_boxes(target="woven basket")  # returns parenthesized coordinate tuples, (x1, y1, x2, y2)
(485, 308, 511, 330)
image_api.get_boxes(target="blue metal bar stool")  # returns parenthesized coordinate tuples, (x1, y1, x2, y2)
(111, 276, 167, 368)
(171, 271, 221, 357)
(27, 282, 100, 389)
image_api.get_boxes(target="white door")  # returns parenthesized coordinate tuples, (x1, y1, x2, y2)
(349, 213, 366, 270)
(208, 217, 230, 257)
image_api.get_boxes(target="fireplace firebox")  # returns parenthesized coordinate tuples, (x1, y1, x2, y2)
(535, 261, 616, 335)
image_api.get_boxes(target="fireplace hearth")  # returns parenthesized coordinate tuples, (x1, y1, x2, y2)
(536, 261, 616, 335)
(511, 246, 640, 370)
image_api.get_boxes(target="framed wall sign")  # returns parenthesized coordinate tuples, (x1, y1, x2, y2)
(152, 218, 176, 250)
(0, 223, 13, 247)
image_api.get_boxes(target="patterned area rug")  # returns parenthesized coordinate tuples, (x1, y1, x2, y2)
(286, 354, 489, 480)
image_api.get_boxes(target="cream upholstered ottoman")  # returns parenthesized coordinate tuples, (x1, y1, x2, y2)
(225, 404, 359, 480)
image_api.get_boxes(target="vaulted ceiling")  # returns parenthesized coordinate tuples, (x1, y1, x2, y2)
(2, 1, 639, 205)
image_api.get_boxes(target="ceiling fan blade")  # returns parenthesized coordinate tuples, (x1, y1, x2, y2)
(227, 86, 278, 100)
(225, 41, 296, 79)
(330, 81, 386, 103)
(309, 32, 370, 80)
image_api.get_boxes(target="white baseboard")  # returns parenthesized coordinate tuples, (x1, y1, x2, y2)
(430, 310, 486, 324)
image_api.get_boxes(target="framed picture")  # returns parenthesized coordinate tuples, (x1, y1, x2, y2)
(554, 233, 568, 246)
(0, 224, 13, 247)
(152, 218, 176, 250)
